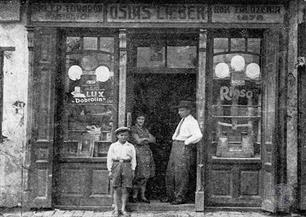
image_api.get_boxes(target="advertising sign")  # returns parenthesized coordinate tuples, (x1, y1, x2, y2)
(107, 4, 208, 22)
(31, 3, 104, 22)
(212, 5, 284, 23)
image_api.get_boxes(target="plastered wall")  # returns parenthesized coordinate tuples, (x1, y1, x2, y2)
(0, 14, 28, 207)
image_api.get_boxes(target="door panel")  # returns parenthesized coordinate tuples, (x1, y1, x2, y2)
(54, 30, 117, 208)
(29, 28, 58, 208)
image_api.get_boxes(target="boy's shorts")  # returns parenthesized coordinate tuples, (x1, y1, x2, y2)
(111, 161, 133, 188)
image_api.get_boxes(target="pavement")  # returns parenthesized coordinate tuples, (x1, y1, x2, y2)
(0, 209, 305, 217)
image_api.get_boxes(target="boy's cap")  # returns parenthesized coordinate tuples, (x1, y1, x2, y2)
(115, 126, 131, 135)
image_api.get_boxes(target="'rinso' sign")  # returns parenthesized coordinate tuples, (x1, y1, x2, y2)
(212, 5, 284, 23)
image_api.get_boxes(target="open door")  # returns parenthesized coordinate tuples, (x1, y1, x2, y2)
(298, 22, 306, 211)
(28, 28, 58, 208)
(261, 28, 279, 212)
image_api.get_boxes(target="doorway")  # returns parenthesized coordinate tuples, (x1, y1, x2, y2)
(127, 31, 198, 202)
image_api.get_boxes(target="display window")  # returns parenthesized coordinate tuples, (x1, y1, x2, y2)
(211, 36, 262, 158)
(61, 34, 116, 158)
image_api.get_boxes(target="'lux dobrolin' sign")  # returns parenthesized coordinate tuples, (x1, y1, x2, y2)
(107, 4, 208, 22)
(212, 5, 284, 23)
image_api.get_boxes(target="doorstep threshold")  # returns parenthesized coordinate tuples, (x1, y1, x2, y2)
(54, 200, 195, 212)
(205, 206, 261, 212)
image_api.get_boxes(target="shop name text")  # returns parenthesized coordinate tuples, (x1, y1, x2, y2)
(107, 4, 207, 22)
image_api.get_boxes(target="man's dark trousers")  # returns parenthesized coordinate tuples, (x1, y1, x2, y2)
(165, 140, 193, 202)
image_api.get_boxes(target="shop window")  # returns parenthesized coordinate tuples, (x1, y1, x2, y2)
(231, 38, 246, 52)
(135, 34, 197, 70)
(167, 46, 197, 68)
(247, 38, 261, 53)
(83, 37, 98, 50)
(212, 37, 262, 159)
(137, 46, 166, 68)
(214, 38, 228, 53)
(62, 36, 115, 158)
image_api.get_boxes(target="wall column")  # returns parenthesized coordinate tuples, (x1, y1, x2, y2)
(119, 29, 127, 127)
(195, 29, 207, 211)
(287, 0, 299, 210)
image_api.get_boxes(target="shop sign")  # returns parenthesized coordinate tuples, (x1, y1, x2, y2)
(212, 5, 284, 23)
(0, 0, 20, 22)
(70, 73, 113, 105)
(220, 86, 253, 101)
(107, 4, 208, 22)
(31, 3, 104, 22)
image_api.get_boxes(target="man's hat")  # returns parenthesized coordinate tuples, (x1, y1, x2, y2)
(114, 126, 131, 135)
(173, 100, 194, 110)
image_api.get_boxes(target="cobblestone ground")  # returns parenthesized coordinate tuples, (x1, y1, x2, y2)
(0, 210, 304, 217)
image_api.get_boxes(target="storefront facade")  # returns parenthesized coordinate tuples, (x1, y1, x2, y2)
(1, 0, 306, 213)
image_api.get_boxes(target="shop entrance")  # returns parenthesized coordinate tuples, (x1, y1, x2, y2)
(127, 32, 198, 203)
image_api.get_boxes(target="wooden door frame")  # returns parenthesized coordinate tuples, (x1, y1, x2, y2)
(52, 28, 120, 207)
(298, 21, 306, 211)
(202, 27, 285, 211)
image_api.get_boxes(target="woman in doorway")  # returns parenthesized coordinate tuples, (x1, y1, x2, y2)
(131, 113, 156, 203)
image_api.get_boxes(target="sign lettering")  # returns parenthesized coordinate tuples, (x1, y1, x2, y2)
(212, 5, 284, 23)
(107, 4, 208, 22)
(31, 3, 104, 22)
(220, 86, 253, 101)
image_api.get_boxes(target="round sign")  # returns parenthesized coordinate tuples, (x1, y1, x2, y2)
(68, 65, 82, 81)
(215, 63, 230, 78)
(95, 66, 111, 82)
(246, 63, 260, 79)
(231, 55, 245, 71)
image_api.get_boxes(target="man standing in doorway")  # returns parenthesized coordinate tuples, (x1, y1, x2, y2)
(165, 100, 203, 205)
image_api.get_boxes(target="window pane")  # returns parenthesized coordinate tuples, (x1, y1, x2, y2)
(99, 37, 114, 53)
(231, 38, 245, 52)
(66, 37, 81, 53)
(167, 46, 196, 68)
(248, 38, 261, 54)
(84, 37, 98, 50)
(212, 52, 261, 158)
(137, 46, 165, 68)
(214, 38, 228, 53)
(62, 36, 115, 158)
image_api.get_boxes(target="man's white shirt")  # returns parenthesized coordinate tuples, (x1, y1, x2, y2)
(172, 114, 203, 145)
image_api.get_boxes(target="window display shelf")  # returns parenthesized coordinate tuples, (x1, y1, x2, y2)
(212, 115, 261, 118)
(211, 155, 261, 163)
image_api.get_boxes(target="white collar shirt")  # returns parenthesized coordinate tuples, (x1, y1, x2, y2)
(172, 114, 203, 145)
(107, 141, 136, 171)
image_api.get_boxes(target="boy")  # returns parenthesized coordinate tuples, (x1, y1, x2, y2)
(107, 127, 136, 217)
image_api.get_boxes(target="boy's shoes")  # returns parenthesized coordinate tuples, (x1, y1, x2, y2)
(170, 199, 185, 205)
(130, 197, 137, 203)
(160, 197, 173, 203)
(122, 210, 131, 217)
(112, 209, 121, 217)
(139, 197, 150, 203)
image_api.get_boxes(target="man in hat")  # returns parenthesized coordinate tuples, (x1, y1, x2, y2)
(164, 100, 203, 205)
(107, 127, 136, 217)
